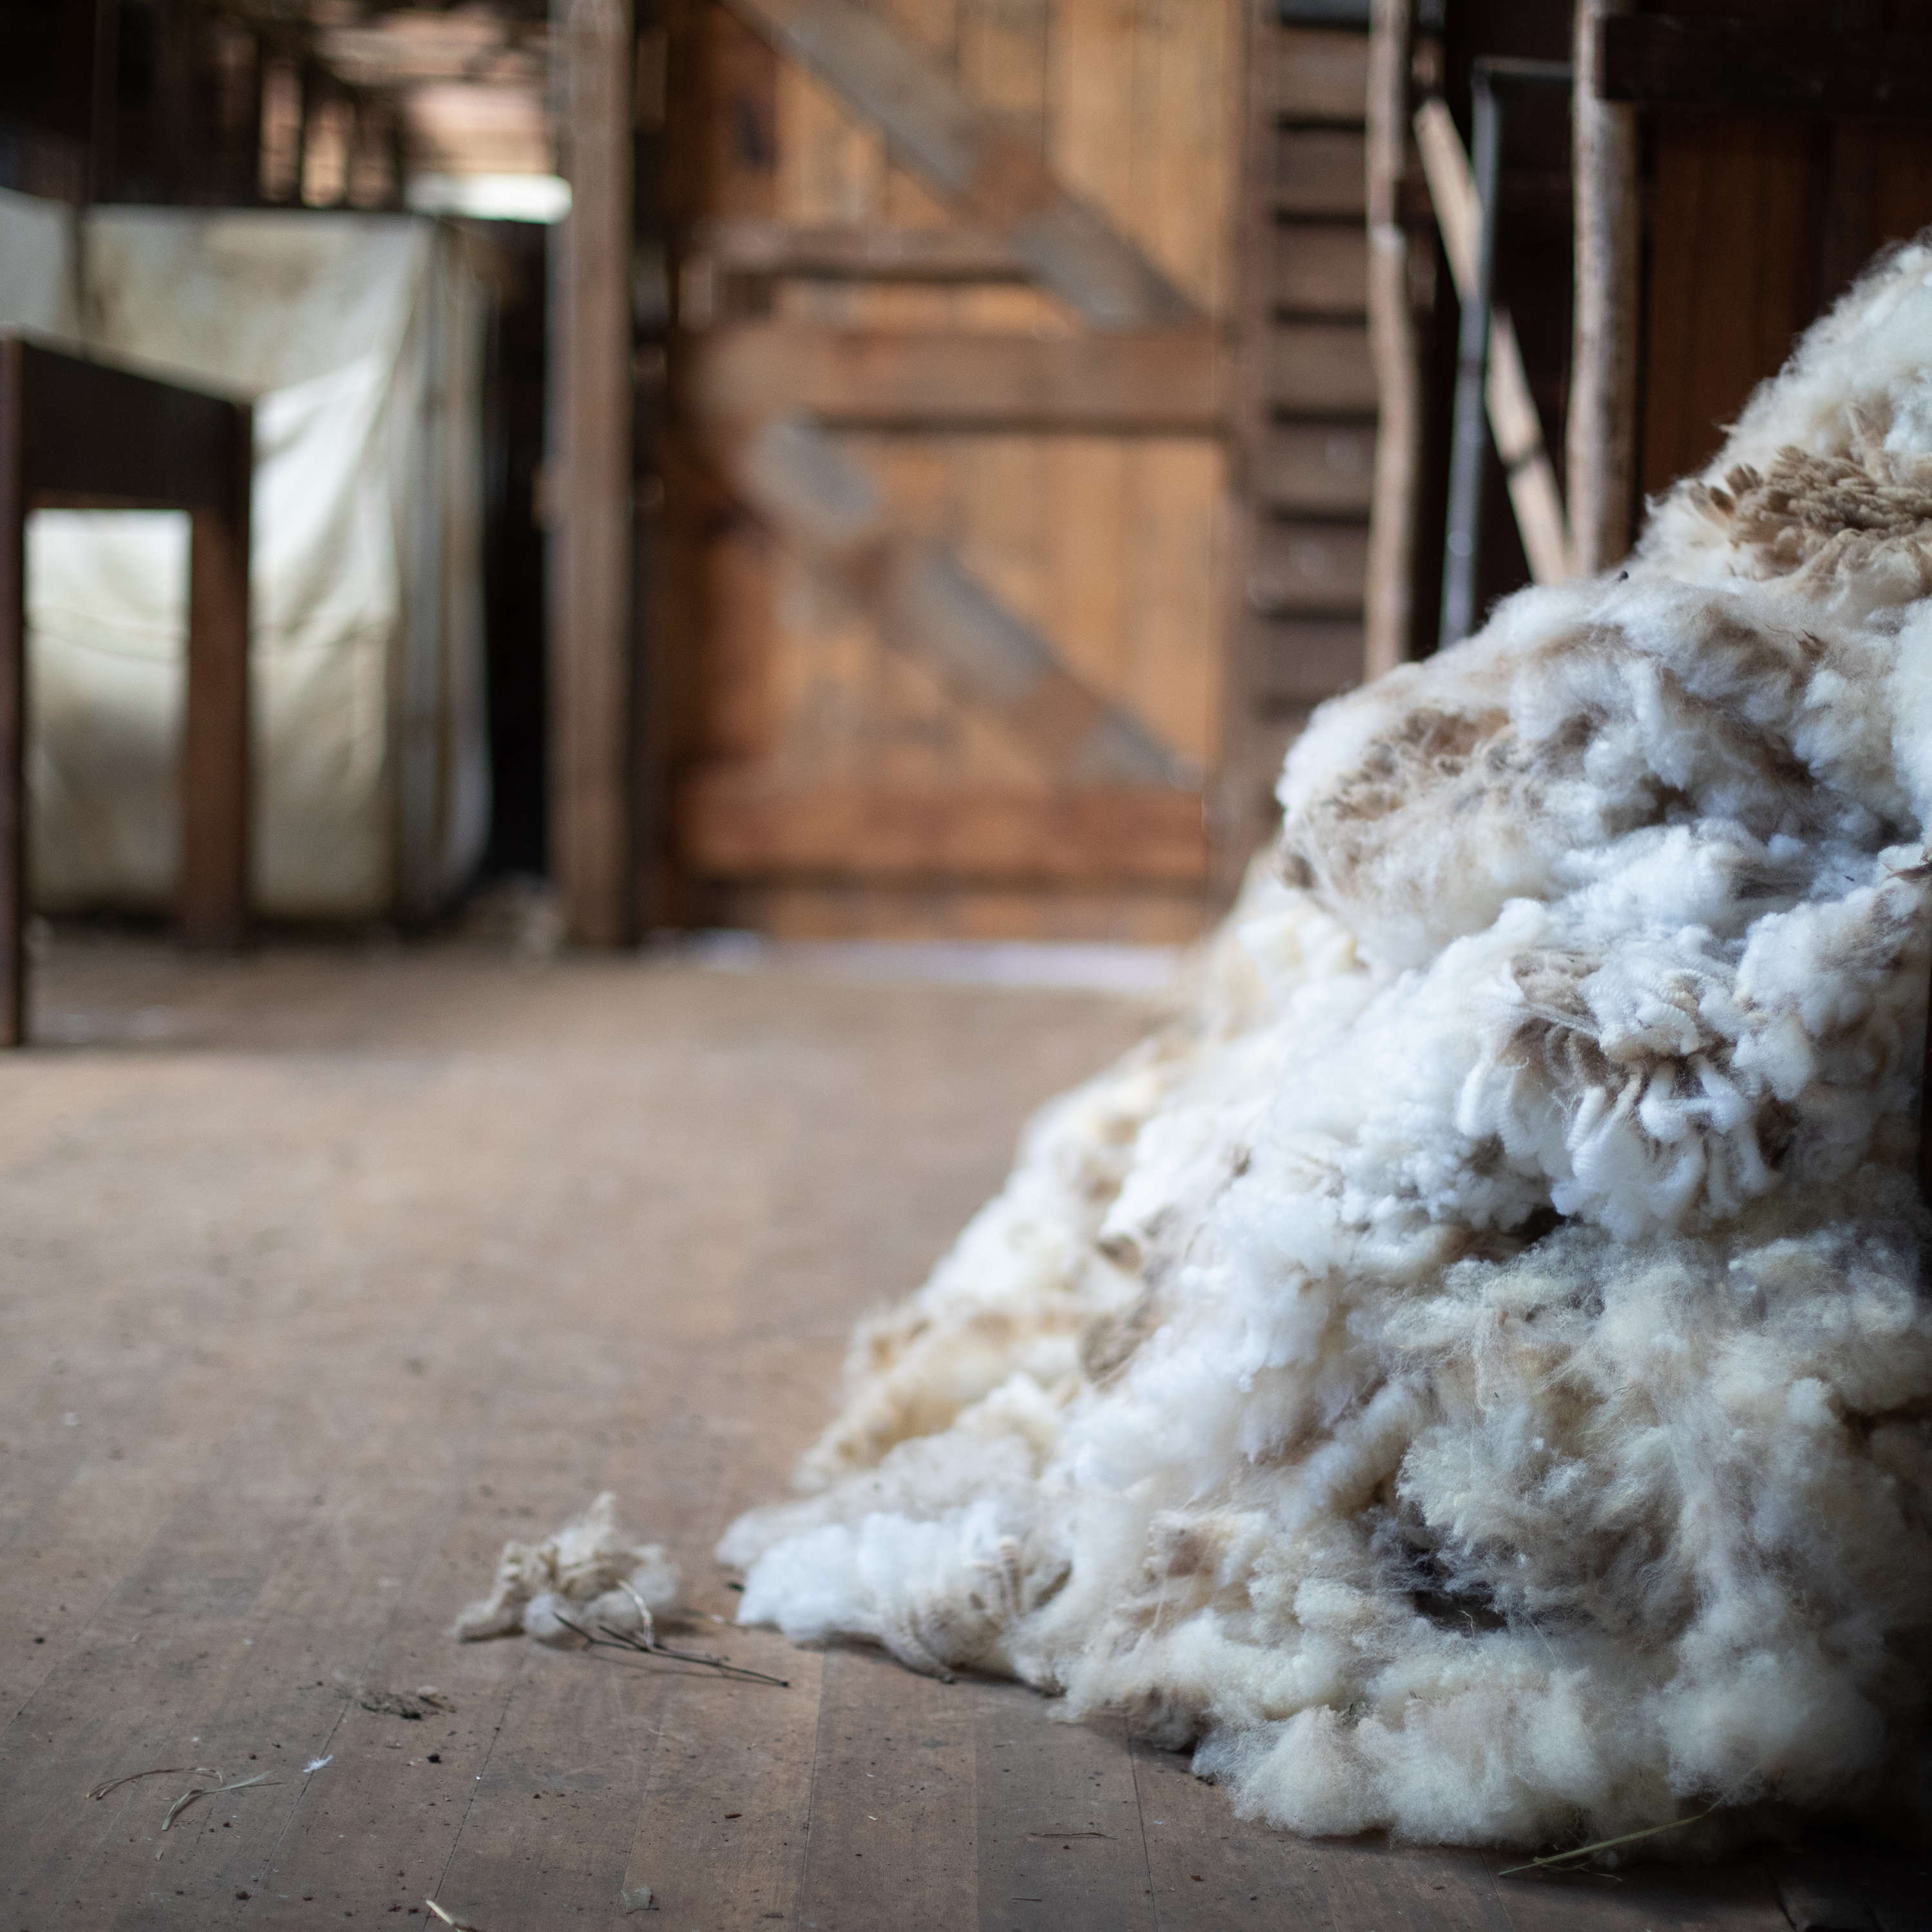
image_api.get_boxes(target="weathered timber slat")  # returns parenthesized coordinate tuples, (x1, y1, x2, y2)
(1256, 421, 1377, 514)
(720, 0, 1198, 329)
(681, 773, 1208, 882)
(1273, 220, 1370, 316)
(692, 216, 1027, 282)
(688, 324, 1225, 433)
(1265, 320, 1379, 414)
(1275, 127, 1369, 216)
(1273, 26, 1374, 122)
(1597, 14, 1932, 117)
(1256, 614, 1368, 705)
(1250, 517, 1371, 617)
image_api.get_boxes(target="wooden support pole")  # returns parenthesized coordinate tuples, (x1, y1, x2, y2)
(1363, 0, 1419, 683)
(180, 410, 252, 949)
(1415, 97, 1575, 589)
(0, 337, 26, 1048)
(551, 0, 636, 947)
(1569, 0, 1640, 573)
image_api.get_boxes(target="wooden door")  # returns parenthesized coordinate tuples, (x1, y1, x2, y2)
(663, 0, 1244, 942)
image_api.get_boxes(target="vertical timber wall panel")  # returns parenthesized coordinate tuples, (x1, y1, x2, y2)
(553, 0, 637, 945)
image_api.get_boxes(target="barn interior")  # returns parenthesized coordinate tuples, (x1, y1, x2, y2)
(5, 1, 1932, 1926)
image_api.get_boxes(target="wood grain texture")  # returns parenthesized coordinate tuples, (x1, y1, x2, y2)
(703, 876, 1211, 941)
(976, 1688, 1154, 1931)
(1640, 117, 1815, 495)
(724, 0, 1199, 328)
(688, 322, 1224, 432)
(794, 1645, 979, 1931)
(672, 0, 1238, 942)
(682, 772, 1207, 882)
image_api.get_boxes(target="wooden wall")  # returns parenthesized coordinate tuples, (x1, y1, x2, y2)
(664, 1, 1262, 942)
(1642, 115, 1932, 494)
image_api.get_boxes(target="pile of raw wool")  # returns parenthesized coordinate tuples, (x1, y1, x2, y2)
(720, 245, 1932, 1850)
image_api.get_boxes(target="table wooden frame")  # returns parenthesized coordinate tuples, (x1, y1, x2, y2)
(0, 334, 252, 1046)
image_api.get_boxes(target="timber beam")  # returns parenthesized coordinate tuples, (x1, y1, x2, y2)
(688, 324, 1225, 435)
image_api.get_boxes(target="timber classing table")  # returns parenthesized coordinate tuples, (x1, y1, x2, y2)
(0, 333, 252, 1046)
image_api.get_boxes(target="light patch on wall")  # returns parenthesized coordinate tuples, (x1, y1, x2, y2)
(406, 174, 571, 224)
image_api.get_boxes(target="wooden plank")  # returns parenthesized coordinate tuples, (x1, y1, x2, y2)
(180, 421, 252, 952)
(681, 772, 1208, 882)
(723, 0, 1200, 329)
(705, 876, 1210, 941)
(687, 322, 1224, 432)
(1569, 0, 1641, 574)
(974, 1685, 1154, 1931)
(1274, 26, 1370, 122)
(551, 0, 636, 947)
(1274, 126, 1368, 216)
(1363, 0, 1419, 680)
(1273, 220, 1369, 316)
(1256, 422, 1375, 516)
(1597, 12, 1932, 118)
(1122, 440, 1226, 771)
(1212, 0, 1292, 898)
(0, 336, 24, 1048)
(1132, 0, 1241, 317)
(1132, 1738, 1340, 1930)
(1256, 614, 1366, 703)
(694, 213, 1027, 279)
(1640, 116, 1815, 495)
(1250, 518, 1370, 617)
(14, 340, 248, 512)
(791, 1645, 978, 1932)
(1265, 321, 1378, 414)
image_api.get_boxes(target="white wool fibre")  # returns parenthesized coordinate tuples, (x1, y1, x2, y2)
(720, 245, 1932, 1848)
(454, 1492, 681, 1647)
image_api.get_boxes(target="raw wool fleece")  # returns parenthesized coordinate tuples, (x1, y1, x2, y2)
(454, 1492, 681, 1647)
(720, 244, 1932, 1851)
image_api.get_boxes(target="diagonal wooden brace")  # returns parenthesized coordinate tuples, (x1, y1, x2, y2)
(725, 415, 1196, 790)
(721, 0, 1201, 331)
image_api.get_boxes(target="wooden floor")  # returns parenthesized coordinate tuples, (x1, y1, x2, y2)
(2, 933, 1926, 1931)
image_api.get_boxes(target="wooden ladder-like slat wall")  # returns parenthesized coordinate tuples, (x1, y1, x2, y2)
(1219, 10, 1378, 880)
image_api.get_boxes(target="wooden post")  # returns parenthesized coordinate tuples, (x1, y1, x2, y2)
(181, 406, 252, 949)
(1569, 0, 1640, 573)
(0, 337, 27, 1048)
(1363, 0, 1419, 682)
(551, 0, 636, 947)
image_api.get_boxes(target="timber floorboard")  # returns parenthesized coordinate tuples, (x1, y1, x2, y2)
(0, 933, 1926, 1930)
